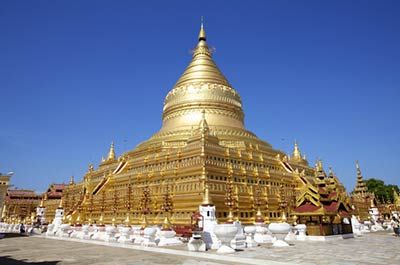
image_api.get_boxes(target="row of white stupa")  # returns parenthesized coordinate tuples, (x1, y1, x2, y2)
(0, 203, 393, 253)
(351, 206, 396, 236)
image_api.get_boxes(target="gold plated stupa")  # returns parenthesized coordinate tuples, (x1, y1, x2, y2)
(61, 23, 352, 232)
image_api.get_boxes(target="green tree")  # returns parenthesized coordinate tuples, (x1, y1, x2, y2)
(365, 178, 399, 203)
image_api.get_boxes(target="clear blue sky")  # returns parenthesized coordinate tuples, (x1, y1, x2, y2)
(1, 1, 399, 192)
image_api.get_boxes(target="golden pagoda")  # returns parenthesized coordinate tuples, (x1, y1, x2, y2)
(62, 23, 352, 231)
(350, 161, 375, 221)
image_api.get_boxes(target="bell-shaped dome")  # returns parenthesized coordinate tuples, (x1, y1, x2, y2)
(161, 24, 245, 132)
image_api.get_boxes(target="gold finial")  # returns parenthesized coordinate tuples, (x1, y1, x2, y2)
(124, 212, 131, 227)
(225, 171, 236, 223)
(67, 214, 72, 225)
(99, 212, 104, 226)
(292, 215, 298, 225)
(141, 214, 148, 229)
(255, 207, 264, 223)
(198, 17, 206, 41)
(39, 196, 45, 208)
(69, 175, 74, 185)
(201, 162, 213, 205)
(75, 211, 81, 226)
(202, 183, 213, 206)
(316, 159, 323, 171)
(254, 178, 264, 223)
(356, 160, 363, 176)
(292, 140, 302, 159)
(281, 211, 287, 222)
(57, 198, 63, 209)
(107, 141, 115, 161)
(199, 110, 210, 133)
(200, 109, 207, 124)
(162, 216, 171, 230)
(161, 184, 173, 229)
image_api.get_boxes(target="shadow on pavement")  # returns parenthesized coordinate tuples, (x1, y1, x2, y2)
(0, 256, 60, 265)
(0, 233, 29, 239)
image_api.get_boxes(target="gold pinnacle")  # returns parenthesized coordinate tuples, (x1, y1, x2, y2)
(124, 212, 131, 227)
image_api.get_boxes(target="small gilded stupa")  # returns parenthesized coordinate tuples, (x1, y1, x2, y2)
(62, 23, 352, 235)
(350, 161, 375, 221)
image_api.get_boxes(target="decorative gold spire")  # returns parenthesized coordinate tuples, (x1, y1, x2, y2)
(124, 177, 132, 226)
(290, 140, 308, 165)
(107, 141, 115, 161)
(39, 196, 45, 208)
(328, 167, 334, 177)
(161, 184, 173, 230)
(293, 140, 301, 159)
(139, 185, 151, 228)
(254, 177, 264, 223)
(201, 164, 213, 206)
(315, 159, 323, 172)
(173, 23, 230, 88)
(202, 184, 213, 206)
(225, 163, 236, 223)
(140, 215, 148, 229)
(98, 212, 104, 226)
(354, 160, 368, 194)
(69, 176, 74, 185)
(199, 110, 210, 133)
(124, 212, 131, 227)
(75, 211, 81, 226)
(278, 183, 288, 222)
(57, 198, 63, 209)
(198, 18, 206, 41)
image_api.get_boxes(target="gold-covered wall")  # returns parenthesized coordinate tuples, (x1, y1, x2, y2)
(3, 189, 40, 223)
(0, 174, 11, 219)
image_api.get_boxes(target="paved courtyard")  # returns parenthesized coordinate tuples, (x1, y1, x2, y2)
(0, 232, 399, 265)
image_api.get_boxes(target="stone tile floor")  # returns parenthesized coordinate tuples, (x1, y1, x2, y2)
(0, 232, 398, 265)
(234, 232, 400, 264)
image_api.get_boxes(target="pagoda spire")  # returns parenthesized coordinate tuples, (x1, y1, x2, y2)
(107, 141, 115, 161)
(201, 161, 213, 206)
(328, 167, 334, 177)
(354, 160, 368, 195)
(173, 22, 230, 88)
(199, 110, 210, 133)
(315, 159, 323, 172)
(292, 140, 302, 159)
(69, 175, 74, 185)
(290, 140, 308, 165)
(57, 198, 63, 209)
(39, 196, 45, 208)
(198, 17, 206, 41)
(314, 159, 326, 183)
(356, 160, 361, 174)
